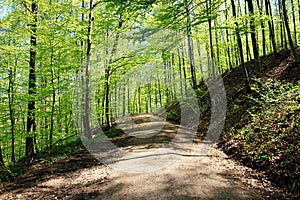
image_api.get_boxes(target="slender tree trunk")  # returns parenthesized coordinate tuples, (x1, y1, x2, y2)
(26, 1, 38, 158)
(8, 64, 16, 163)
(278, 0, 285, 49)
(185, 1, 197, 87)
(231, 0, 251, 91)
(282, 0, 299, 62)
(49, 44, 55, 147)
(163, 55, 170, 104)
(245, 35, 251, 61)
(207, 0, 216, 78)
(291, 0, 297, 44)
(122, 84, 126, 116)
(114, 80, 118, 118)
(247, 0, 261, 73)
(214, 20, 221, 72)
(0, 145, 5, 168)
(265, 0, 278, 54)
(298, 0, 300, 24)
(257, 0, 266, 56)
(181, 47, 188, 94)
(298, 0, 300, 23)
(149, 83, 153, 113)
(127, 83, 130, 114)
(244, 4, 251, 62)
(138, 87, 141, 113)
(225, 0, 233, 70)
(158, 79, 162, 107)
(177, 48, 184, 96)
(105, 18, 123, 127)
(83, 0, 94, 139)
(196, 42, 204, 75)
(80, 0, 86, 132)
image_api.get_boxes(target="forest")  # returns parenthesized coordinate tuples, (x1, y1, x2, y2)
(0, 0, 299, 199)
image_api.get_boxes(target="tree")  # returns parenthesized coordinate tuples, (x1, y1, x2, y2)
(26, 1, 38, 158)
(231, 0, 251, 91)
(265, 0, 278, 54)
(246, 0, 261, 73)
(82, 0, 95, 139)
(207, 0, 216, 78)
(0, 145, 5, 168)
(8, 62, 16, 163)
(282, 0, 299, 63)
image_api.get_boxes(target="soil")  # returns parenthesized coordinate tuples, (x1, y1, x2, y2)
(0, 115, 287, 200)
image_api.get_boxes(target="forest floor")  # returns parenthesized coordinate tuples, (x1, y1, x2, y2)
(0, 114, 287, 200)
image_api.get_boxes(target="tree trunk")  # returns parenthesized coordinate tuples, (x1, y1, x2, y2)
(225, 0, 233, 70)
(81, 0, 94, 139)
(186, 0, 197, 87)
(8, 64, 16, 163)
(265, 0, 278, 54)
(181, 47, 188, 94)
(291, 0, 297, 44)
(231, 0, 251, 91)
(127, 83, 130, 114)
(138, 87, 141, 113)
(26, 1, 38, 158)
(207, 0, 216, 78)
(0, 145, 5, 168)
(247, 0, 261, 73)
(50, 44, 55, 146)
(105, 18, 123, 127)
(256, 0, 266, 56)
(282, 0, 299, 62)
(177, 47, 184, 96)
(278, 0, 286, 49)
(298, 0, 300, 24)
(122, 84, 126, 116)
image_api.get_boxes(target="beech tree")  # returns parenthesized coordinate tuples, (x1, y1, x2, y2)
(282, 0, 299, 63)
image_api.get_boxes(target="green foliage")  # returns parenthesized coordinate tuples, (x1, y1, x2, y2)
(0, 165, 24, 182)
(232, 79, 300, 190)
(104, 128, 123, 138)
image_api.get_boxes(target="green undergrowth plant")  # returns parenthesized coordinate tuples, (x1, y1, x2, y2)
(0, 165, 24, 182)
(0, 138, 84, 183)
(229, 78, 300, 194)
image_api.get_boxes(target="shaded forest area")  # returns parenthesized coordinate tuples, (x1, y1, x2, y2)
(165, 48, 300, 197)
(0, 0, 300, 198)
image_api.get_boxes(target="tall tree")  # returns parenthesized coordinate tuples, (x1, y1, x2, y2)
(26, 1, 38, 158)
(231, 0, 251, 91)
(290, 0, 297, 44)
(82, 0, 95, 139)
(246, 0, 261, 73)
(8, 62, 16, 163)
(265, 0, 278, 54)
(0, 145, 4, 168)
(185, 0, 197, 87)
(207, 0, 216, 78)
(282, 0, 299, 62)
(256, 0, 266, 56)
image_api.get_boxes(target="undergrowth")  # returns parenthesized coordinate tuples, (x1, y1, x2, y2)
(225, 79, 300, 195)
(0, 138, 84, 183)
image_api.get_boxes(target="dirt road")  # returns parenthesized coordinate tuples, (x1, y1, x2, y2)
(0, 115, 282, 199)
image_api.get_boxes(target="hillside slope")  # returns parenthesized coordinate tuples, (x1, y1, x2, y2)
(165, 48, 300, 197)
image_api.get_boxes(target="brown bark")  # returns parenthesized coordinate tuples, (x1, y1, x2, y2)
(282, 0, 299, 63)
(231, 0, 251, 91)
(246, 0, 261, 73)
(26, 1, 38, 158)
(0, 145, 5, 168)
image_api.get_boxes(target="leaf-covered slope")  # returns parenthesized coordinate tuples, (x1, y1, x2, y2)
(163, 48, 300, 197)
